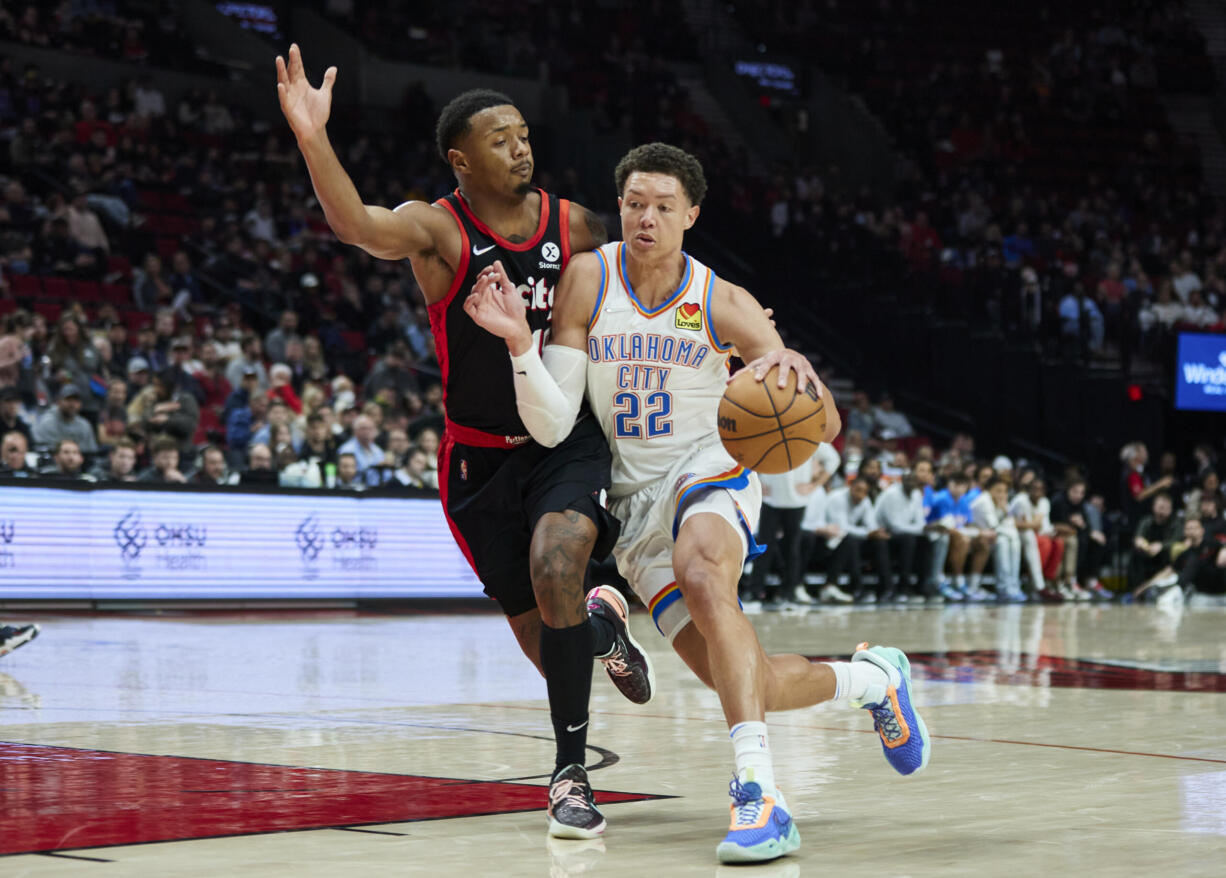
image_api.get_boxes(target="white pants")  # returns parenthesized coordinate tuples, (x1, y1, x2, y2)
(993, 529, 1022, 591)
(1020, 530, 1044, 591)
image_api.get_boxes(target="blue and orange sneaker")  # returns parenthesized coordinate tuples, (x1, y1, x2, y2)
(850, 643, 931, 776)
(715, 775, 801, 864)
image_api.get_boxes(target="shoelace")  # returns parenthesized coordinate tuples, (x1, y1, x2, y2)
(550, 778, 591, 813)
(728, 776, 765, 826)
(600, 647, 630, 676)
(869, 702, 903, 742)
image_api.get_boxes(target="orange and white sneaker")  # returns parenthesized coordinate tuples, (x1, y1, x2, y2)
(715, 775, 801, 864)
(851, 643, 931, 776)
(586, 586, 655, 704)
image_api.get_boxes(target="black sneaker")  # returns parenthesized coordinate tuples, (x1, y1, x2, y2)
(587, 586, 655, 705)
(548, 764, 606, 839)
(0, 623, 39, 658)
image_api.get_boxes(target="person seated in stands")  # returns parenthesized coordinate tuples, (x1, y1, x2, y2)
(1010, 476, 1065, 601)
(823, 476, 893, 603)
(191, 444, 232, 486)
(872, 393, 914, 439)
(264, 309, 299, 364)
(0, 387, 30, 444)
(1129, 492, 1178, 594)
(851, 456, 883, 498)
(874, 459, 934, 601)
(1182, 470, 1223, 520)
(846, 391, 875, 439)
(334, 451, 364, 491)
(394, 445, 438, 491)
(928, 472, 994, 601)
(96, 377, 130, 448)
(1058, 282, 1105, 354)
(139, 434, 187, 484)
(39, 438, 92, 481)
(1175, 517, 1226, 599)
(239, 442, 277, 485)
(798, 467, 851, 604)
(252, 399, 301, 452)
(266, 362, 302, 415)
(338, 414, 384, 479)
(92, 437, 138, 482)
(364, 341, 419, 405)
(0, 431, 33, 478)
(1199, 495, 1226, 542)
(1050, 476, 1106, 600)
(969, 476, 1025, 601)
(142, 368, 199, 461)
(225, 334, 267, 392)
(226, 388, 269, 468)
(32, 385, 98, 453)
(297, 412, 337, 481)
(1183, 289, 1218, 328)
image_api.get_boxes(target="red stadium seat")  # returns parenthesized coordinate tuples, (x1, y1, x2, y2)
(162, 193, 191, 213)
(101, 283, 131, 306)
(8, 274, 41, 297)
(0, 298, 17, 317)
(71, 281, 102, 303)
(41, 277, 73, 300)
(107, 255, 132, 280)
(340, 331, 366, 353)
(155, 236, 179, 259)
(123, 309, 152, 332)
(33, 302, 62, 322)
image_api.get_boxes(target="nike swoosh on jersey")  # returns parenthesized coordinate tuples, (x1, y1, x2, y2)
(473, 243, 497, 256)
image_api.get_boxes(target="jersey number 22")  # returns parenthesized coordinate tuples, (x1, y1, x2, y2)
(613, 391, 673, 439)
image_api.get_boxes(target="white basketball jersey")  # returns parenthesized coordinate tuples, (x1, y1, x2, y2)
(586, 242, 735, 498)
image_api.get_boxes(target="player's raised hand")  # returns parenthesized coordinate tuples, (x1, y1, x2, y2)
(275, 44, 337, 140)
(731, 348, 821, 395)
(464, 260, 531, 350)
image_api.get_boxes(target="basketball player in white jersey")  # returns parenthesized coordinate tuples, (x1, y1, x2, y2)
(466, 143, 931, 863)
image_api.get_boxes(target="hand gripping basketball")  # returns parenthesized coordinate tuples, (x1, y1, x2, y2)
(719, 363, 826, 474)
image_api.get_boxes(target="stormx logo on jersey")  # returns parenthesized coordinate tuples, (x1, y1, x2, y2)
(539, 240, 561, 270)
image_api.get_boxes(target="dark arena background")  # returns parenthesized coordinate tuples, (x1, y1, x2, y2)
(0, 1, 1224, 875)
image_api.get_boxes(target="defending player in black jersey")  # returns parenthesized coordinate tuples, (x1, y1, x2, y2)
(277, 45, 652, 838)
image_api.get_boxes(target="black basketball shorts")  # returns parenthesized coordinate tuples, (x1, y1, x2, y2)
(438, 415, 620, 617)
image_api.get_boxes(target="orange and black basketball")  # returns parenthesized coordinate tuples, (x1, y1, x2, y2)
(718, 365, 825, 474)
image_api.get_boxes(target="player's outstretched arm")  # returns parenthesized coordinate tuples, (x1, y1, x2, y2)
(711, 280, 841, 443)
(277, 44, 442, 260)
(464, 256, 600, 446)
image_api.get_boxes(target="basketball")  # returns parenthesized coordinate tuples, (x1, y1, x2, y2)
(718, 365, 825, 474)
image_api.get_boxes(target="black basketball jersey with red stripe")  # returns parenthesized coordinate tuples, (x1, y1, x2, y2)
(428, 188, 573, 438)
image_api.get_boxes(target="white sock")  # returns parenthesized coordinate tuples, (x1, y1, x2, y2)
(955, 574, 966, 589)
(824, 660, 889, 703)
(730, 721, 775, 793)
(969, 572, 982, 591)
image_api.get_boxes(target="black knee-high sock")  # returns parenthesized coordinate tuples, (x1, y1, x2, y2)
(588, 612, 617, 657)
(541, 619, 593, 774)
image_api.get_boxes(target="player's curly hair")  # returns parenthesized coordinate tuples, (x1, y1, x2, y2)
(435, 89, 516, 162)
(613, 143, 707, 206)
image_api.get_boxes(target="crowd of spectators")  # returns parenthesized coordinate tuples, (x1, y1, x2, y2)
(0, 14, 466, 491)
(736, 0, 1226, 370)
(745, 400, 1226, 606)
(0, 2, 1222, 523)
(0, 1, 224, 75)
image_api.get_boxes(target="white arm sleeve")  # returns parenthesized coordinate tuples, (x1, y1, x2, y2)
(509, 344, 588, 448)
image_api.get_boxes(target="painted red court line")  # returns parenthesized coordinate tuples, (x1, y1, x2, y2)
(0, 743, 660, 856)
